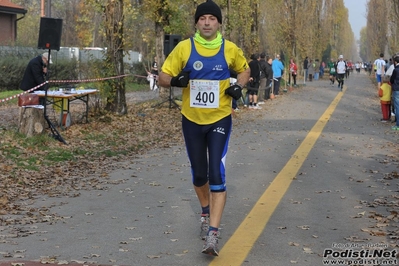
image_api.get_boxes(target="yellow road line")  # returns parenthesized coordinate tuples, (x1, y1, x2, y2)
(210, 88, 345, 266)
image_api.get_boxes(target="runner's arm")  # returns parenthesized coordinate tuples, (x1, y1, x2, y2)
(158, 72, 172, 87)
(236, 67, 250, 87)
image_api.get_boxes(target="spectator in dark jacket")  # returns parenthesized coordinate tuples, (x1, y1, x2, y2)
(261, 55, 273, 102)
(303, 56, 309, 81)
(20, 52, 52, 92)
(390, 55, 399, 130)
(258, 53, 268, 103)
(247, 53, 261, 109)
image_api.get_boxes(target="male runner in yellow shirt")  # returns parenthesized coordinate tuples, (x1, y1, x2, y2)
(159, 0, 250, 256)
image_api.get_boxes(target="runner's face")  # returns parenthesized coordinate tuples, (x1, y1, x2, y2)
(196, 15, 220, 41)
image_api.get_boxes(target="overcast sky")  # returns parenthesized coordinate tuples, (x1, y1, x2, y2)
(344, 0, 368, 40)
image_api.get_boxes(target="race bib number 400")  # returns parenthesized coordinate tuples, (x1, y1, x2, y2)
(189, 79, 220, 108)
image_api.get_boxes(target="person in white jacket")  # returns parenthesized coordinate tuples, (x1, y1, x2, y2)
(336, 55, 347, 91)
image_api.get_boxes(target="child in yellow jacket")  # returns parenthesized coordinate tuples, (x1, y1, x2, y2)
(378, 76, 392, 122)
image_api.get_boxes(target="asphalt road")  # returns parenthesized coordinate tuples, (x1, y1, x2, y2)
(1, 71, 398, 266)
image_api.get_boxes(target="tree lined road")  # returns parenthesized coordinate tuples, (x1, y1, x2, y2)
(1, 72, 398, 265)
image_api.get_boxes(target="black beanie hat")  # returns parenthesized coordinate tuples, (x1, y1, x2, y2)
(195, 0, 222, 24)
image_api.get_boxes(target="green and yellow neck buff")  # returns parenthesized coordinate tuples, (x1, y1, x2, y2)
(194, 31, 223, 49)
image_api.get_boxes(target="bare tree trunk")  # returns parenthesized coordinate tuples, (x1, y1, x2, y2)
(156, 0, 168, 94)
(104, 0, 127, 115)
(156, 22, 166, 94)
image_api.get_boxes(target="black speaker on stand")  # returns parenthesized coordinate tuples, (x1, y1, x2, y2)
(153, 34, 182, 109)
(38, 17, 63, 51)
(38, 17, 66, 144)
(164, 34, 181, 57)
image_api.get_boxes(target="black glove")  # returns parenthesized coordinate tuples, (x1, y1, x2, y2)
(225, 84, 242, 100)
(170, 71, 190, 87)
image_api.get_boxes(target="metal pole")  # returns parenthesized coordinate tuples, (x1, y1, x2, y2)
(46, 0, 51, 17)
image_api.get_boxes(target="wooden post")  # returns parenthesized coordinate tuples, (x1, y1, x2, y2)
(18, 107, 46, 137)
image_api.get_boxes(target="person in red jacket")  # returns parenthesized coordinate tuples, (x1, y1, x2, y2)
(289, 58, 298, 87)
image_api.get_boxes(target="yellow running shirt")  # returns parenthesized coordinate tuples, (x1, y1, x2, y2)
(161, 38, 248, 125)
